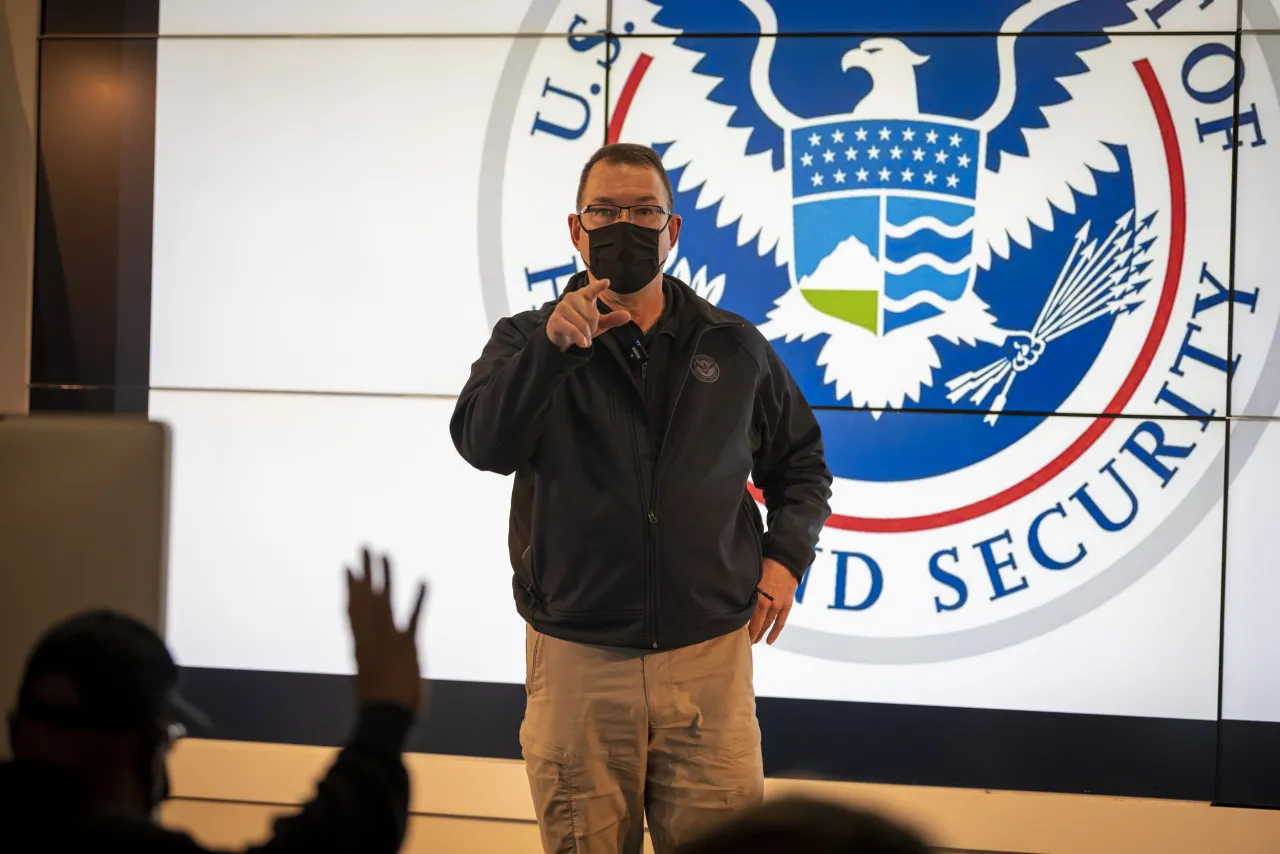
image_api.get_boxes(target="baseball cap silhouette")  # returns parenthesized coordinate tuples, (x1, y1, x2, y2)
(678, 796, 931, 854)
(14, 611, 211, 737)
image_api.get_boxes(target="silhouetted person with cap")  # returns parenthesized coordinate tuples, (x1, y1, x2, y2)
(677, 796, 932, 854)
(2, 548, 426, 854)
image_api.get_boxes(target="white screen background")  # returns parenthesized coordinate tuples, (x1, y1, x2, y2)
(149, 0, 1279, 727)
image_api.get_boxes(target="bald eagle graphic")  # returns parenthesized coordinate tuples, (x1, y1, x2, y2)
(630, 0, 1158, 419)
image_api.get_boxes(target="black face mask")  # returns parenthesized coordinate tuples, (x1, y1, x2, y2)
(584, 221, 664, 295)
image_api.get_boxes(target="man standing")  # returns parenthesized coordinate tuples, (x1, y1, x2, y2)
(451, 143, 832, 854)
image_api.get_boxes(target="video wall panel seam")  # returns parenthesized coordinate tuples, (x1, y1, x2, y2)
(1211, 24, 1245, 805)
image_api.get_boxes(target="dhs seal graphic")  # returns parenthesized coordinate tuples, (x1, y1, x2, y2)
(691, 355, 721, 383)
(482, 0, 1280, 662)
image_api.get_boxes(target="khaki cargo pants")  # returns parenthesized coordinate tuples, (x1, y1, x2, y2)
(520, 625, 764, 854)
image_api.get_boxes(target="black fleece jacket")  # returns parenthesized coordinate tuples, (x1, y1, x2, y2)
(452, 274, 833, 650)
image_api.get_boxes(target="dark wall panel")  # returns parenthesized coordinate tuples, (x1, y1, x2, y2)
(31, 37, 155, 411)
(42, 0, 159, 36)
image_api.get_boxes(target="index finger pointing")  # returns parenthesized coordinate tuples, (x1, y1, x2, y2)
(582, 278, 611, 298)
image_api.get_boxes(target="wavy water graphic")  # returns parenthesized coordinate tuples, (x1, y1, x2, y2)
(884, 215, 975, 240)
(882, 253, 972, 276)
(885, 230, 972, 265)
(882, 289, 958, 313)
(884, 264, 970, 301)
(883, 301, 943, 333)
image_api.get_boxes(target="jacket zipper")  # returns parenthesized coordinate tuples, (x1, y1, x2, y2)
(520, 546, 545, 610)
(645, 319, 742, 649)
(641, 356, 658, 648)
(626, 408, 656, 648)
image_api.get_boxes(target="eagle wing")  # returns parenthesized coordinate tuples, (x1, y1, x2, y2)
(972, 1, 1143, 269)
(617, 2, 794, 263)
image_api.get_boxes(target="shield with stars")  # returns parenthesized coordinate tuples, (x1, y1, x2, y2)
(788, 116, 983, 336)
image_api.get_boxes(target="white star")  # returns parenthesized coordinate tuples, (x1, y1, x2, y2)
(845, 147, 857, 161)
(923, 170, 937, 185)
(832, 129, 845, 143)
(957, 153, 972, 168)
(856, 168, 869, 182)
(902, 128, 916, 142)
(878, 126, 892, 140)
(867, 145, 880, 159)
(834, 169, 847, 184)
(925, 130, 939, 144)
(890, 146, 903, 160)
(811, 172, 824, 187)
(809, 132, 822, 146)
(823, 149, 836, 163)
(935, 150, 949, 164)
(946, 174, 959, 188)
(912, 148, 925, 162)
(801, 152, 814, 167)
(878, 167, 891, 181)
(949, 132, 962, 147)
(901, 169, 914, 182)
(855, 127, 869, 141)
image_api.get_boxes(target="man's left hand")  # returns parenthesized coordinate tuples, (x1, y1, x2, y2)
(750, 558, 799, 645)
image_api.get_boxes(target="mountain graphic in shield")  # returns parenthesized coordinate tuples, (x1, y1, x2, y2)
(788, 117, 982, 336)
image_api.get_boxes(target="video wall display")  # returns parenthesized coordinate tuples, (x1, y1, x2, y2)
(31, 0, 1280, 805)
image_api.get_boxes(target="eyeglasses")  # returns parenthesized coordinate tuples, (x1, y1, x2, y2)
(576, 203, 671, 231)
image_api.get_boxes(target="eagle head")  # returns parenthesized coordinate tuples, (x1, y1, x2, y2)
(840, 38, 930, 78)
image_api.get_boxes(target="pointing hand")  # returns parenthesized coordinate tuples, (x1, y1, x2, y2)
(546, 278, 633, 351)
